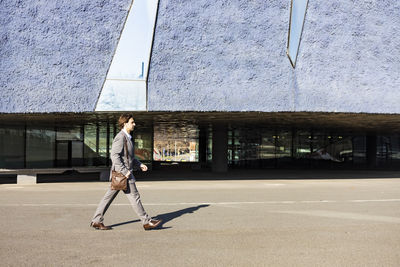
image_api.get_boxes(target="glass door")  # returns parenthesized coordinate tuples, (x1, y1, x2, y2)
(56, 127, 83, 167)
(56, 141, 69, 167)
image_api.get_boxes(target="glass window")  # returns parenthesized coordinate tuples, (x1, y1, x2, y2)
(353, 136, 366, 165)
(227, 129, 238, 166)
(84, 125, 97, 166)
(292, 130, 312, 168)
(96, 80, 146, 111)
(327, 135, 353, 164)
(71, 141, 83, 166)
(56, 126, 83, 167)
(26, 127, 55, 168)
(287, 0, 309, 68)
(275, 130, 292, 167)
(98, 123, 108, 165)
(206, 127, 213, 164)
(308, 133, 353, 168)
(0, 126, 24, 169)
(109, 123, 117, 155)
(133, 128, 152, 162)
(153, 123, 199, 162)
(95, 0, 159, 112)
(259, 130, 276, 168)
(56, 142, 69, 167)
(57, 127, 82, 141)
(377, 135, 400, 167)
(389, 135, 400, 167)
(260, 131, 276, 160)
(228, 129, 243, 167)
(294, 130, 311, 157)
(83, 123, 109, 166)
(240, 129, 260, 168)
(228, 128, 261, 168)
(104, 0, 159, 81)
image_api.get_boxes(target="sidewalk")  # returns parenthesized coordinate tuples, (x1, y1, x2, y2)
(135, 169, 400, 180)
(0, 178, 399, 266)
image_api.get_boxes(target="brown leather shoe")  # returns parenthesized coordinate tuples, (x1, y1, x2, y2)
(90, 222, 112, 230)
(143, 219, 162, 230)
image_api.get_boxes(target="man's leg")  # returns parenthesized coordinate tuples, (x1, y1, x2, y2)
(124, 181, 151, 225)
(92, 187, 119, 224)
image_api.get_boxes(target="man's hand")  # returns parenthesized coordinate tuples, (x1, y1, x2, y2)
(140, 164, 148, 172)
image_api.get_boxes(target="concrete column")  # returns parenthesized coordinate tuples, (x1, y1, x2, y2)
(212, 124, 228, 173)
(198, 126, 207, 168)
(366, 135, 377, 168)
(17, 174, 37, 185)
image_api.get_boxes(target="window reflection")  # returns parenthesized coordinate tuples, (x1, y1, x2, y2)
(377, 135, 400, 167)
(228, 128, 261, 168)
(56, 127, 82, 141)
(260, 131, 277, 160)
(275, 131, 292, 167)
(308, 133, 353, 168)
(71, 141, 84, 166)
(98, 123, 108, 165)
(389, 136, 400, 161)
(226, 128, 372, 169)
(207, 127, 213, 164)
(56, 142, 69, 167)
(353, 136, 366, 165)
(1, 119, 399, 171)
(56, 127, 83, 167)
(295, 130, 311, 159)
(0, 126, 24, 168)
(84, 125, 97, 166)
(153, 123, 199, 162)
(133, 127, 152, 162)
(26, 127, 55, 168)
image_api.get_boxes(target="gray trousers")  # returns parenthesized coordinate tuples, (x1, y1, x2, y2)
(92, 180, 151, 225)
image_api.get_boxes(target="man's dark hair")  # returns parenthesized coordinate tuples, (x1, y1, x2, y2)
(118, 113, 134, 130)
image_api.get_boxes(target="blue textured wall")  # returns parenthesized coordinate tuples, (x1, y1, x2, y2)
(1, 0, 399, 114)
(148, 0, 400, 113)
(0, 0, 131, 112)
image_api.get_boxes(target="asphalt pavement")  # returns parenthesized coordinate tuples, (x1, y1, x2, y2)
(0, 176, 399, 266)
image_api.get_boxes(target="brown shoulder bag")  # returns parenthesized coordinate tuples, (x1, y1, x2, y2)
(111, 137, 129, 191)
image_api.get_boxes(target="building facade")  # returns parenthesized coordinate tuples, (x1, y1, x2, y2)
(1, 0, 400, 181)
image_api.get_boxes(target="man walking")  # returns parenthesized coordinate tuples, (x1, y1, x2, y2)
(90, 113, 162, 230)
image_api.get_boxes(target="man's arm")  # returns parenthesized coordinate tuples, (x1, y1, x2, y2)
(132, 157, 142, 170)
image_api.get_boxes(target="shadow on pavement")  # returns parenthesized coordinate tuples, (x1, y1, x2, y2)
(109, 204, 210, 230)
(155, 204, 209, 230)
(109, 219, 140, 228)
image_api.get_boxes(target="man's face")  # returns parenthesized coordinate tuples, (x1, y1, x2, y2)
(125, 118, 136, 133)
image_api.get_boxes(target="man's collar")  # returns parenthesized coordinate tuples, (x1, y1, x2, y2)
(122, 129, 132, 140)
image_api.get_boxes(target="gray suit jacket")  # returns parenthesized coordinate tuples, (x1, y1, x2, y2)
(110, 130, 142, 181)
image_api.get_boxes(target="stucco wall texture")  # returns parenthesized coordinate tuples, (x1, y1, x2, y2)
(0, 0, 131, 112)
(1, 0, 399, 114)
(148, 0, 400, 113)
